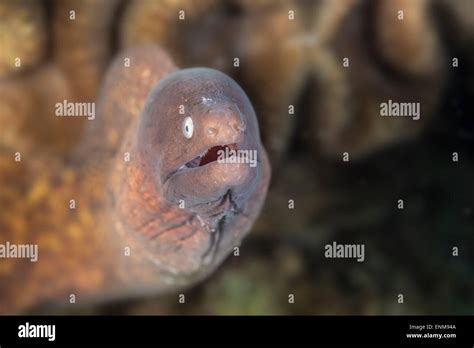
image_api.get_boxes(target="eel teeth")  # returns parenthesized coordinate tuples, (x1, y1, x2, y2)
(183, 147, 211, 169)
(185, 155, 202, 168)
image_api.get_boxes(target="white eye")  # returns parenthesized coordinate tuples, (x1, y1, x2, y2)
(182, 116, 194, 139)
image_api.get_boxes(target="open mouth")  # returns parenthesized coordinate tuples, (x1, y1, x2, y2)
(180, 143, 237, 170)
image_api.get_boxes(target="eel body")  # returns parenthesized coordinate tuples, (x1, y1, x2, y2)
(0, 45, 270, 313)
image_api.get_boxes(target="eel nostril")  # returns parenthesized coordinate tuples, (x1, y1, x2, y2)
(232, 120, 246, 133)
(207, 127, 217, 137)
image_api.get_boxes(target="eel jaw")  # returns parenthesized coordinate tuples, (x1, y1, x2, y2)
(177, 143, 238, 172)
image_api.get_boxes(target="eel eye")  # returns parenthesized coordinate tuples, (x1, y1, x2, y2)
(182, 116, 194, 139)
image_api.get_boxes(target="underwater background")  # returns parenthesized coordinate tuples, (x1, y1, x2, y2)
(0, 0, 473, 314)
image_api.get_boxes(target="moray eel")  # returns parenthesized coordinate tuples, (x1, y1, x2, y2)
(108, 47, 271, 277)
(0, 45, 270, 313)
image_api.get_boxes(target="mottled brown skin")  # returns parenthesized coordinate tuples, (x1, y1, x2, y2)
(0, 46, 270, 313)
(73, 45, 178, 162)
